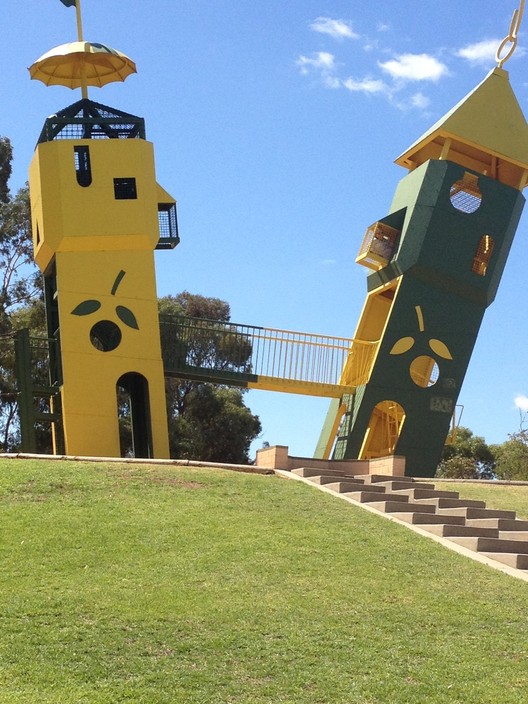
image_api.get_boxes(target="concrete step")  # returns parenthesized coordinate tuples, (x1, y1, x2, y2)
(448, 537, 528, 554)
(342, 491, 410, 504)
(397, 513, 466, 526)
(357, 474, 414, 484)
(323, 482, 389, 495)
(436, 507, 516, 520)
(466, 518, 528, 531)
(480, 552, 528, 569)
(309, 477, 372, 490)
(370, 480, 434, 491)
(418, 524, 499, 538)
(414, 497, 486, 509)
(499, 531, 528, 541)
(366, 501, 436, 514)
(391, 488, 460, 500)
(291, 468, 356, 479)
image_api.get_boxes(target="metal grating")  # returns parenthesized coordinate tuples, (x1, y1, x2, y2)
(37, 99, 146, 144)
(157, 203, 180, 250)
(356, 221, 400, 270)
(449, 173, 482, 214)
(472, 234, 494, 276)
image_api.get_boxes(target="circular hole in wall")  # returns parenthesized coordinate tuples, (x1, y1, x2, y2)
(90, 320, 122, 352)
(449, 175, 482, 214)
(409, 355, 439, 388)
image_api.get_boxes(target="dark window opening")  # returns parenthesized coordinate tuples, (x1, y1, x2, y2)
(114, 177, 137, 200)
(90, 320, 122, 352)
(74, 146, 92, 187)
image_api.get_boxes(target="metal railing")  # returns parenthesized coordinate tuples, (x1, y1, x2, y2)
(160, 316, 378, 392)
(12, 330, 63, 453)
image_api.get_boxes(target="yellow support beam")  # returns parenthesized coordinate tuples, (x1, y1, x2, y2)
(247, 376, 355, 399)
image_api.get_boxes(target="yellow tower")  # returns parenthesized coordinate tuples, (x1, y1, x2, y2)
(27, 1, 178, 458)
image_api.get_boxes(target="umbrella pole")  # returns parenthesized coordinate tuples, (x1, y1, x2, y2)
(75, 0, 84, 41)
(75, 0, 89, 99)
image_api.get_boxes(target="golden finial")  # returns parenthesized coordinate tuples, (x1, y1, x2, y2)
(496, 0, 525, 68)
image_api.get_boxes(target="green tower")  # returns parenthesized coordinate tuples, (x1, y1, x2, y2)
(316, 68, 528, 476)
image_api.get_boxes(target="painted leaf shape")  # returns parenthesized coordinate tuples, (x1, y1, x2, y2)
(429, 338, 453, 360)
(71, 299, 101, 316)
(116, 305, 139, 330)
(390, 336, 415, 355)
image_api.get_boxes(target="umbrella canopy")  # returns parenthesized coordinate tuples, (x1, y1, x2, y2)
(29, 41, 137, 90)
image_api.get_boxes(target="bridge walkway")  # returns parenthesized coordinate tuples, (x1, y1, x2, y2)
(160, 315, 379, 399)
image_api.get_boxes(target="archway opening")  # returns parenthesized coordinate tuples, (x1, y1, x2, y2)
(359, 400, 405, 459)
(116, 372, 153, 458)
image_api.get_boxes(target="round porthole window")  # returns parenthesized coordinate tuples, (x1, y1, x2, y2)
(449, 173, 482, 214)
(409, 355, 439, 388)
(90, 320, 122, 352)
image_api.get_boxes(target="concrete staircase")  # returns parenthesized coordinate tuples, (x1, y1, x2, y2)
(291, 468, 528, 571)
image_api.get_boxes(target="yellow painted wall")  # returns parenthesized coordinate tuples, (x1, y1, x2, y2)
(29, 136, 172, 458)
(30, 139, 160, 270)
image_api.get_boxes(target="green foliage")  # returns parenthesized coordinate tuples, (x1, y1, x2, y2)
(0, 138, 40, 450)
(159, 290, 230, 321)
(1, 457, 528, 703)
(0, 136, 12, 204)
(435, 455, 481, 479)
(160, 292, 261, 464)
(170, 385, 261, 464)
(0, 184, 38, 332)
(2, 298, 51, 453)
(493, 425, 528, 481)
(436, 426, 495, 479)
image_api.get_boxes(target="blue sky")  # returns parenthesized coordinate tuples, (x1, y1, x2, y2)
(2, 1, 528, 456)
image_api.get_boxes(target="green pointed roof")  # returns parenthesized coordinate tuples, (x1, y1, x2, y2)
(396, 68, 528, 187)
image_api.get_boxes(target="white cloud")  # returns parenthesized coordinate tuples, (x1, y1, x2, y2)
(342, 76, 387, 95)
(296, 51, 336, 75)
(456, 39, 500, 66)
(296, 29, 441, 111)
(391, 91, 431, 113)
(310, 17, 358, 40)
(323, 75, 341, 89)
(379, 53, 448, 82)
(410, 92, 430, 109)
(514, 395, 528, 412)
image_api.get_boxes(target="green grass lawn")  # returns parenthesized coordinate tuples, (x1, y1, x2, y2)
(0, 458, 527, 703)
(434, 480, 528, 520)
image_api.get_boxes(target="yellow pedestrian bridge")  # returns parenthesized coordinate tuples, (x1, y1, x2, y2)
(159, 315, 379, 398)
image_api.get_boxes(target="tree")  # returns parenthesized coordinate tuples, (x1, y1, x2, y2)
(169, 385, 262, 464)
(0, 299, 49, 452)
(159, 292, 261, 463)
(0, 137, 41, 450)
(0, 137, 12, 204)
(0, 186, 37, 324)
(436, 426, 496, 479)
(493, 413, 528, 481)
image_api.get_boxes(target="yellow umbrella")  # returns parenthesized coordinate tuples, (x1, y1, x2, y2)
(29, 41, 137, 93)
